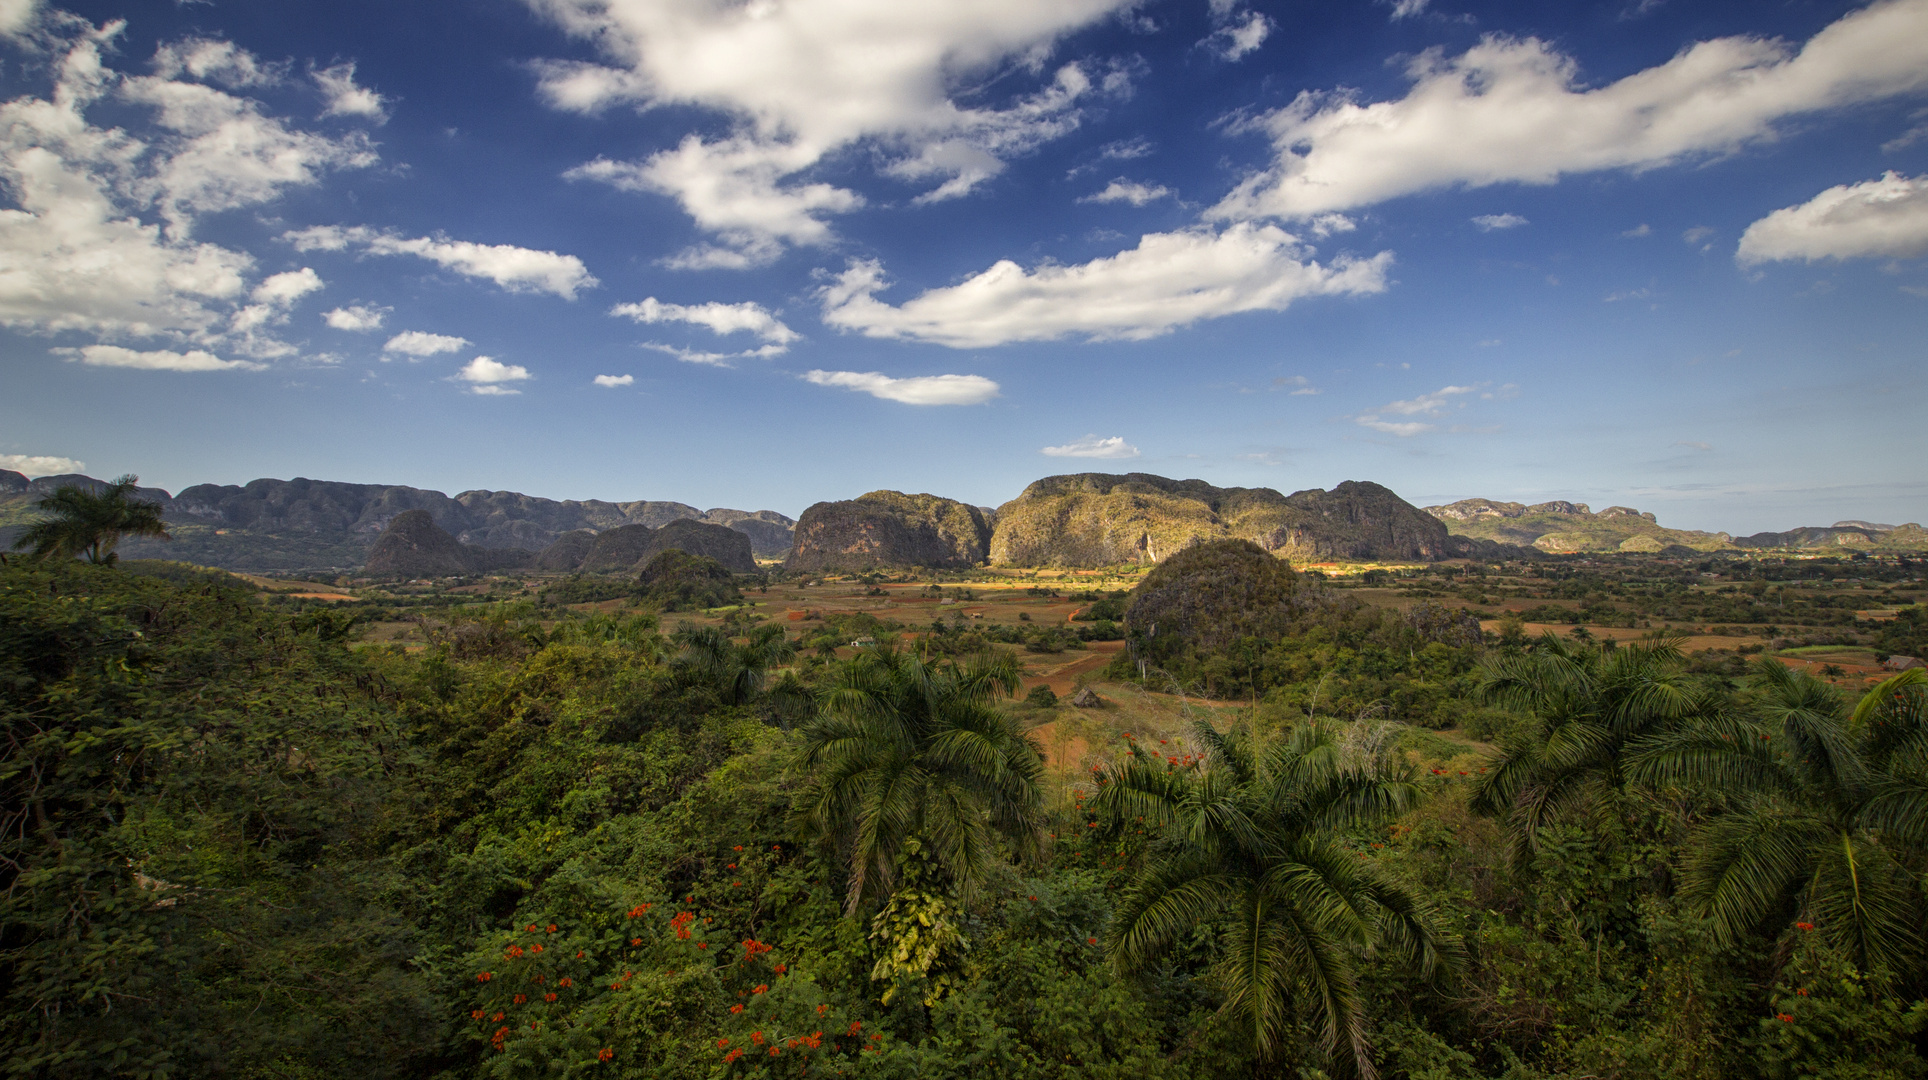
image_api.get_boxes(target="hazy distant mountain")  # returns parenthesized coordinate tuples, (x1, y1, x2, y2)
(0, 471, 794, 572)
(1424, 498, 1730, 553)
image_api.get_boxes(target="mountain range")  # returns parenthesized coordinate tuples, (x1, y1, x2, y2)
(3, 468, 1921, 574)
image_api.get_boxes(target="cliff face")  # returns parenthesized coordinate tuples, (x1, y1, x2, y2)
(988, 473, 1456, 567)
(783, 491, 992, 572)
(363, 510, 534, 578)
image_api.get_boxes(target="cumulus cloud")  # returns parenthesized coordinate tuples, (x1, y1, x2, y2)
(1737, 171, 1928, 264)
(593, 373, 634, 387)
(0, 29, 373, 353)
(802, 369, 1001, 405)
(1213, 0, 1928, 220)
(1203, 11, 1270, 61)
(1354, 384, 1476, 436)
(384, 330, 469, 357)
(531, 0, 1136, 265)
(1042, 434, 1139, 458)
(0, 0, 40, 37)
(455, 356, 531, 395)
(1389, 0, 1430, 19)
(250, 267, 323, 305)
(820, 224, 1391, 348)
(0, 453, 84, 475)
(609, 296, 798, 344)
(313, 62, 388, 121)
(57, 344, 265, 371)
(1081, 179, 1173, 206)
(287, 226, 598, 299)
(323, 304, 388, 331)
(1472, 213, 1528, 230)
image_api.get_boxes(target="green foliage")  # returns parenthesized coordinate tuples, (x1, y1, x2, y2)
(636, 549, 744, 611)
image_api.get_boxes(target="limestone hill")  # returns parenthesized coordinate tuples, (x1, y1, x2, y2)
(565, 518, 757, 574)
(784, 491, 992, 572)
(1424, 498, 1732, 553)
(364, 510, 534, 578)
(988, 473, 1466, 567)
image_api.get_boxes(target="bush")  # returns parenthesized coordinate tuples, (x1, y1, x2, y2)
(1026, 685, 1059, 708)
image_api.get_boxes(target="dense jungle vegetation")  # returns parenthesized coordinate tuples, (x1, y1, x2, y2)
(4, 548, 1927, 1080)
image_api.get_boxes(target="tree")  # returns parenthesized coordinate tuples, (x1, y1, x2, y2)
(672, 622, 796, 706)
(796, 645, 1044, 913)
(1631, 660, 1928, 975)
(1472, 632, 1720, 855)
(10, 475, 169, 564)
(1095, 719, 1456, 1078)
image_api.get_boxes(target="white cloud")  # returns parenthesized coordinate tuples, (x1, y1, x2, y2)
(593, 373, 634, 387)
(455, 355, 531, 395)
(1353, 384, 1476, 436)
(1622, 223, 1652, 237)
(609, 296, 798, 344)
(1472, 212, 1528, 230)
(530, 0, 1136, 265)
(1683, 225, 1715, 245)
(1213, 0, 1928, 220)
(802, 369, 1001, 405)
(0, 0, 40, 37)
(287, 226, 598, 299)
(1204, 11, 1270, 61)
(313, 62, 388, 121)
(820, 224, 1392, 348)
(1389, 0, 1430, 19)
(1737, 171, 1928, 264)
(250, 267, 323, 305)
(323, 304, 388, 331)
(384, 330, 469, 356)
(57, 344, 265, 371)
(640, 341, 787, 367)
(0, 31, 369, 351)
(0, 453, 83, 475)
(1042, 434, 1139, 458)
(1081, 179, 1172, 206)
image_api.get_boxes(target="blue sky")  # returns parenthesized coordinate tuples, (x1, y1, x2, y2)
(1, 0, 1924, 532)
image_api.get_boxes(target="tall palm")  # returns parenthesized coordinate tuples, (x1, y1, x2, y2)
(1630, 660, 1928, 974)
(11, 475, 169, 564)
(673, 622, 796, 706)
(1471, 632, 1719, 855)
(1096, 719, 1456, 1078)
(796, 645, 1044, 913)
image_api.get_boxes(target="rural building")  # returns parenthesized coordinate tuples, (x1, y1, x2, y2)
(1883, 655, 1925, 671)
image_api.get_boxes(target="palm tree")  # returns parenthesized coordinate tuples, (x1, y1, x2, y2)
(1471, 632, 1721, 855)
(673, 622, 796, 706)
(11, 475, 169, 564)
(795, 645, 1044, 914)
(1630, 660, 1928, 974)
(1096, 719, 1456, 1078)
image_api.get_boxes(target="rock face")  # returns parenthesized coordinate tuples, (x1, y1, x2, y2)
(1424, 497, 1729, 553)
(988, 473, 1456, 567)
(576, 519, 757, 574)
(363, 510, 535, 578)
(784, 491, 993, 572)
(1732, 525, 1928, 550)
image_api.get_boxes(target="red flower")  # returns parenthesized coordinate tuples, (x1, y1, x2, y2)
(1088, 937, 1097, 945)
(1797, 988, 1809, 996)
(632, 937, 642, 946)
(597, 1047, 614, 1062)
(544, 992, 558, 1003)
(1029, 895, 1038, 902)
(532, 944, 543, 953)
(769, 1047, 780, 1057)
(752, 984, 769, 994)
(723, 1048, 742, 1062)
(717, 1038, 730, 1049)
(847, 1021, 862, 1035)
(492, 1011, 504, 1022)
(774, 964, 787, 975)
(1796, 921, 1816, 931)
(470, 1009, 485, 1020)
(816, 1003, 829, 1015)
(477, 972, 492, 982)
(734, 845, 744, 852)
(547, 924, 557, 933)
(558, 978, 572, 988)
(752, 1031, 765, 1044)
(730, 1004, 744, 1014)
(513, 995, 526, 1005)
(1778, 1013, 1795, 1023)
(698, 942, 709, 949)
